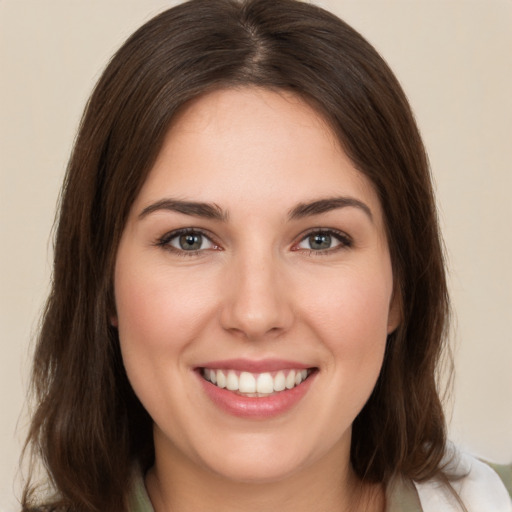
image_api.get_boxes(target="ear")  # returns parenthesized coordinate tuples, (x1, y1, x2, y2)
(110, 315, 118, 328)
(387, 288, 402, 334)
(107, 290, 118, 327)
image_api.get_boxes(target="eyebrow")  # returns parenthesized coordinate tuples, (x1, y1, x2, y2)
(139, 199, 228, 221)
(288, 197, 373, 221)
(138, 196, 372, 223)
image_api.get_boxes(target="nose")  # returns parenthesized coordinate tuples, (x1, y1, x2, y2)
(219, 251, 294, 340)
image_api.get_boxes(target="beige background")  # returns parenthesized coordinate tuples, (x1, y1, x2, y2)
(1, 0, 511, 509)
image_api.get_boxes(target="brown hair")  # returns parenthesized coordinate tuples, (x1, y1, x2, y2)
(22, 0, 451, 510)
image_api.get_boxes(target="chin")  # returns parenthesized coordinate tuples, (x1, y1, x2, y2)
(204, 452, 308, 485)
(187, 426, 346, 486)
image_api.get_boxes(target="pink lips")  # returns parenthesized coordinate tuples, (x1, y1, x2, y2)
(196, 359, 317, 419)
(201, 358, 311, 373)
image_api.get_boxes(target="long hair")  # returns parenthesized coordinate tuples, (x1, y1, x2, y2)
(22, 0, 451, 510)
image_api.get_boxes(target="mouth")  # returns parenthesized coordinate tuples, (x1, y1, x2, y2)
(195, 359, 318, 418)
(200, 367, 315, 397)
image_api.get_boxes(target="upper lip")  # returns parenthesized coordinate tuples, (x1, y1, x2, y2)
(198, 358, 314, 373)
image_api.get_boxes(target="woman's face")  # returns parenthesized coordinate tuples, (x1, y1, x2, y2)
(114, 87, 399, 483)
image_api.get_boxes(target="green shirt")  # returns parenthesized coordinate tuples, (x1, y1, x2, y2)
(486, 462, 512, 497)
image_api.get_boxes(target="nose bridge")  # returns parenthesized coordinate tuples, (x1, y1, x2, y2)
(220, 243, 292, 339)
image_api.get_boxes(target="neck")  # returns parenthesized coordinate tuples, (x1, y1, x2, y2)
(145, 434, 384, 512)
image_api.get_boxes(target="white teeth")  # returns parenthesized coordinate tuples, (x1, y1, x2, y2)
(274, 371, 286, 392)
(256, 373, 274, 394)
(285, 370, 296, 389)
(226, 370, 238, 391)
(239, 372, 256, 393)
(216, 369, 226, 388)
(203, 368, 311, 395)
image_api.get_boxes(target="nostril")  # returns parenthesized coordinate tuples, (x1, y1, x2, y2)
(219, 273, 294, 338)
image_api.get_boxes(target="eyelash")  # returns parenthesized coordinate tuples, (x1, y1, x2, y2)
(155, 228, 352, 256)
(293, 229, 352, 256)
(155, 228, 220, 257)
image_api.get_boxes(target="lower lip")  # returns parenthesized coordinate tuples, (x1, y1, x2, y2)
(197, 370, 316, 419)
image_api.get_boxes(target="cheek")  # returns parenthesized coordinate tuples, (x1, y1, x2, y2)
(297, 263, 392, 396)
(301, 265, 393, 343)
(113, 259, 215, 417)
(115, 260, 216, 354)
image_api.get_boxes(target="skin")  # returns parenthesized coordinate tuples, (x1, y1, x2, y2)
(114, 87, 400, 512)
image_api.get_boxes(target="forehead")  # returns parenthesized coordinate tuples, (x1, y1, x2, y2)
(132, 87, 383, 223)
(169, 86, 335, 140)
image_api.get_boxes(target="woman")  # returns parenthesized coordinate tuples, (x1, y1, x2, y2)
(21, 0, 511, 511)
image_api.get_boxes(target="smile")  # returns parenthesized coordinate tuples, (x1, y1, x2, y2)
(201, 368, 313, 397)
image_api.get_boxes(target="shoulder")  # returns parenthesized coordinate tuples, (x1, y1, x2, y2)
(128, 468, 154, 512)
(485, 460, 512, 497)
(414, 452, 512, 512)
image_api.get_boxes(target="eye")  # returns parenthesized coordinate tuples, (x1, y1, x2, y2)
(157, 229, 218, 254)
(294, 229, 351, 253)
